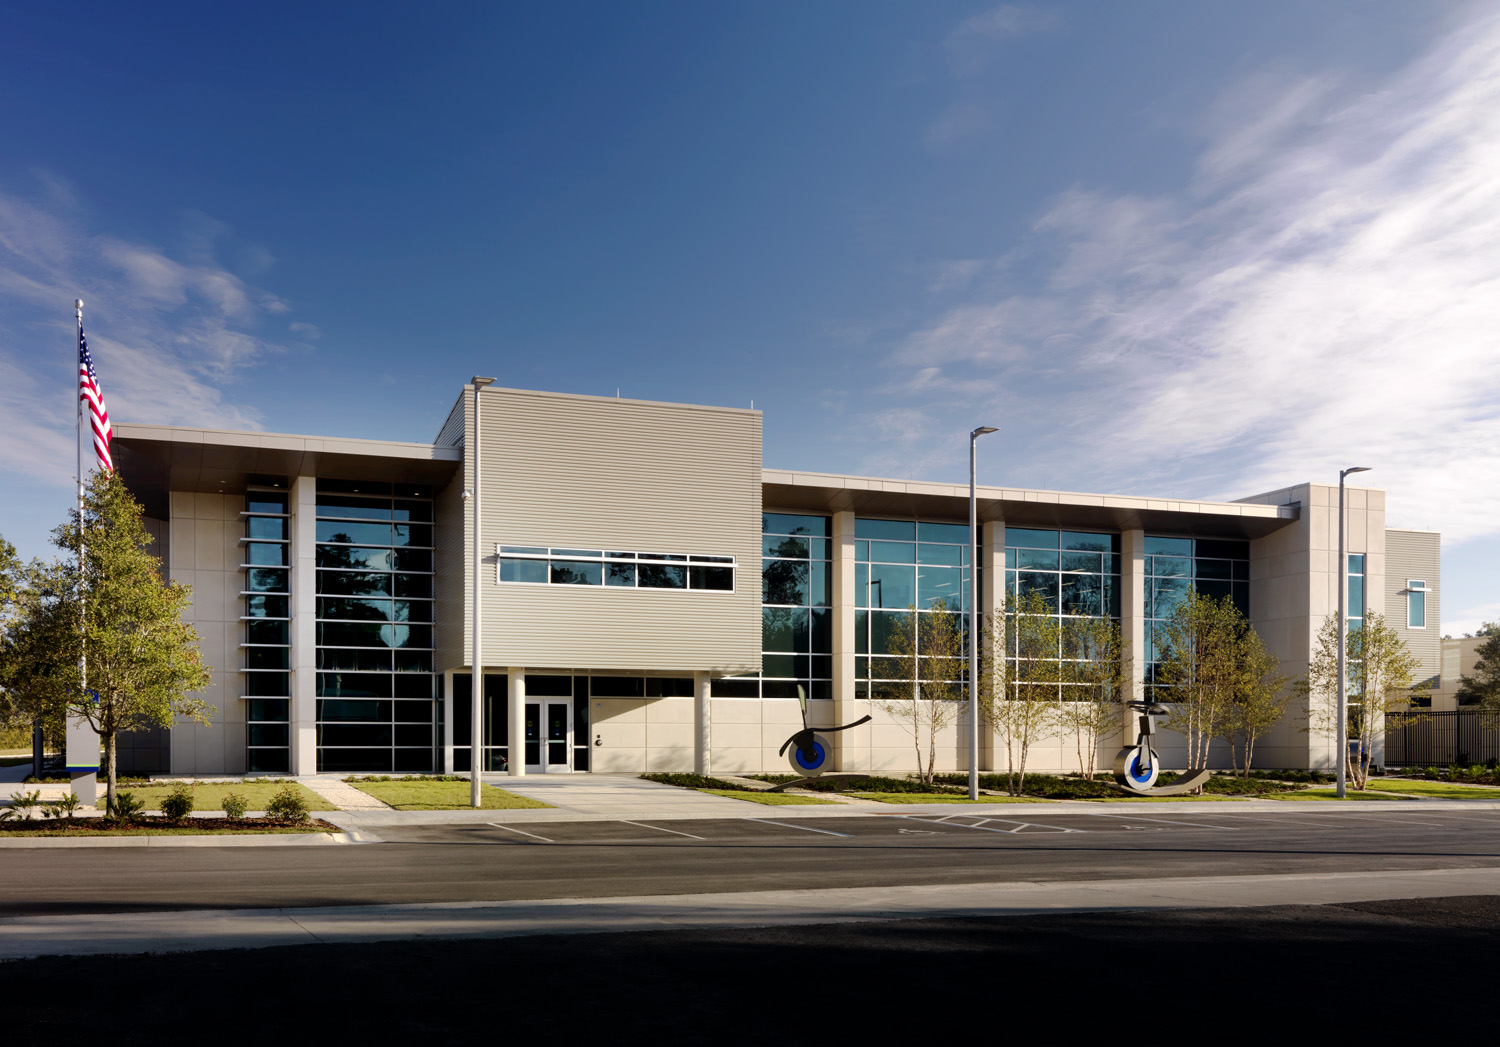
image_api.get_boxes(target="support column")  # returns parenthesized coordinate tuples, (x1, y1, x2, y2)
(829, 510, 862, 771)
(1119, 529, 1148, 741)
(289, 475, 317, 775)
(694, 670, 711, 774)
(508, 668, 526, 776)
(440, 668, 455, 774)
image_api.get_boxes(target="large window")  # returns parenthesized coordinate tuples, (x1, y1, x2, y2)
(1003, 528, 1118, 698)
(1407, 579, 1428, 629)
(856, 519, 971, 700)
(315, 480, 435, 772)
(1142, 536, 1249, 685)
(712, 513, 831, 699)
(497, 546, 735, 591)
(241, 488, 290, 772)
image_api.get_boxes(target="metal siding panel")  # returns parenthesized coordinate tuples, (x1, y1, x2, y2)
(446, 390, 761, 673)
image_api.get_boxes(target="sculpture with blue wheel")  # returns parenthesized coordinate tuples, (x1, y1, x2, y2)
(776, 685, 871, 778)
(1112, 700, 1211, 796)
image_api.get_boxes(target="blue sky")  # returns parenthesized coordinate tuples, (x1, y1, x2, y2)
(1, 1, 1495, 633)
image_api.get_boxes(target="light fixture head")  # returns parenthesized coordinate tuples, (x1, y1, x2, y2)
(1342, 466, 1372, 478)
(472, 376, 497, 389)
(972, 426, 999, 438)
(462, 489, 473, 500)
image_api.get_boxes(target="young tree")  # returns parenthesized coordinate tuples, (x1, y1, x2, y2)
(1305, 610, 1427, 790)
(872, 600, 965, 785)
(13, 471, 213, 814)
(1056, 615, 1127, 780)
(1157, 590, 1243, 771)
(1457, 632, 1500, 717)
(983, 589, 1060, 797)
(1219, 626, 1291, 777)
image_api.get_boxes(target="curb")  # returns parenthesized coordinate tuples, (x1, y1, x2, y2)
(0, 830, 367, 849)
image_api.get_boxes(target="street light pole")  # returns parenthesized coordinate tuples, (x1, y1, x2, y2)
(969, 426, 998, 801)
(469, 377, 496, 808)
(1336, 465, 1371, 800)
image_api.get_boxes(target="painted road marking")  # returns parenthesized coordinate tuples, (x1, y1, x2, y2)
(486, 823, 554, 843)
(621, 820, 708, 840)
(747, 818, 854, 838)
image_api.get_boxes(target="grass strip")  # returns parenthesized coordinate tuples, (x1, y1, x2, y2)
(848, 792, 1040, 804)
(1365, 779, 1500, 799)
(84, 782, 330, 812)
(1273, 789, 1402, 801)
(700, 789, 839, 806)
(0, 819, 337, 836)
(347, 779, 551, 810)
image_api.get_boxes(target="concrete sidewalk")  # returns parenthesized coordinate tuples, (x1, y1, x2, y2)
(7, 865, 1500, 961)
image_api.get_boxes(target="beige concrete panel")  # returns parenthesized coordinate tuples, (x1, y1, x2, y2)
(194, 571, 226, 619)
(710, 699, 766, 723)
(593, 746, 646, 773)
(595, 699, 648, 723)
(644, 744, 694, 773)
(711, 723, 763, 749)
(646, 723, 694, 751)
(193, 493, 228, 520)
(711, 748, 764, 773)
(645, 698, 694, 724)
(596, 721, 646, 751)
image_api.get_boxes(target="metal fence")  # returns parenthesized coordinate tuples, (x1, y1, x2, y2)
(1385, 710, 1500, 767)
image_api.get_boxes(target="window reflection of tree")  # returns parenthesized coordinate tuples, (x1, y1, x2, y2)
(763, 558, 808, 604)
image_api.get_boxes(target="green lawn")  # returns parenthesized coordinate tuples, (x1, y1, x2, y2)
(849, 792, 1041, 804)
(0, 821, 331, 836)
(701, 789, 839, 806)
(1365, 779, 1500, 799)
(348, 779, 551, 810)
(1083, 794, 1245, 802)
(96, 781, 330, 812)
(1273, 788, 1402, 801)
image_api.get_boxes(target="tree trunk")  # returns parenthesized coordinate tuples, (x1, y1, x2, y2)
(104, 729, 117, 816)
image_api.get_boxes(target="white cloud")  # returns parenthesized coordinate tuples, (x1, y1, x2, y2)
(0, 184, 292, 484)
(945, 5, 1060, 76)
(883, 6, 1500, 542)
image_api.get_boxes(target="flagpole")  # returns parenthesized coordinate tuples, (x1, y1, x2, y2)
(70, 298, 98, 808)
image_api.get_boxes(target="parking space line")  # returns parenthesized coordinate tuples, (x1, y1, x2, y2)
(621, 820, 707, 840)
(898, 816, 1010, 834)
(746, 819, 853, 838)
(486, 823, 554, 843)
(1079, 813, 1235, 831)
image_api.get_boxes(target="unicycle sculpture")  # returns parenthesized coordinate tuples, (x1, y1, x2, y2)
(1112, 700, 1210, 795)
(777, 685, 871, 777)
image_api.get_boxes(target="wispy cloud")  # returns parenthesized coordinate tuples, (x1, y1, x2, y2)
(878, 6, 1500, 542)
(945, 5, 1060, 77)
(0, 183, 293, 485)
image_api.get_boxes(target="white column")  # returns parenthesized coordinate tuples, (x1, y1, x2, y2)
(1120, 529, 1148, 743)
(289, 475, 318, 775)
(440, 668, 455, 774)
(508, 668, 527, 775)
(829, 509, 860, 770)
(694, 670, 711, 774)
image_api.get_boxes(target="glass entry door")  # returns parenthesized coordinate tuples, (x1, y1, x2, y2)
(524, 699, 572, 772)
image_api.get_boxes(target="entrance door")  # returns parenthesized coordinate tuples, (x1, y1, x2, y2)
(524, 699, 572, 772)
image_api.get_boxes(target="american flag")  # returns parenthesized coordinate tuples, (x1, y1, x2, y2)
(77, 324, 113, 472)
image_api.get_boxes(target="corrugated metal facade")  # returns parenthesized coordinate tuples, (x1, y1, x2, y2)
(433, 387, 763, 674)
(1386, 528, 1441, 689)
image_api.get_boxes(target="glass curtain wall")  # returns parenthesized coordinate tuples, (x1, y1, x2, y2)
(1142, 536, 1250, 686)
(854, 519, 971, 701)
(241, 488, 291, 772)
(711, 512, 832, 699)
(314, 480, 436, 772)
(1001, 528, 1119, 698)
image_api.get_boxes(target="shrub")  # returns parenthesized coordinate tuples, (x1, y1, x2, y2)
(159, 785, 195, 821)
(221, 792, 249, 819)
(42, 792, 85, 820)
(109, 791, 147, 821)
(264, 785, 310, 823)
